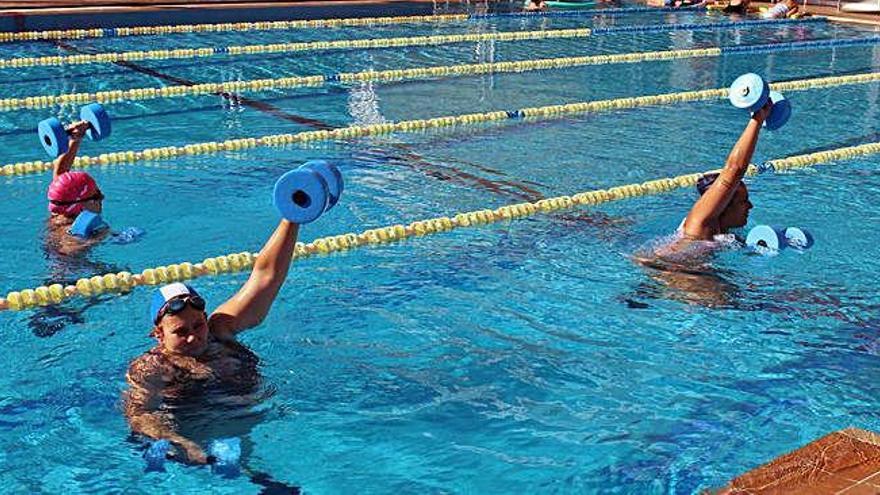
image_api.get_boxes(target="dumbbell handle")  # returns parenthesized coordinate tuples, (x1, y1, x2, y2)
(65, 120, 92, 139)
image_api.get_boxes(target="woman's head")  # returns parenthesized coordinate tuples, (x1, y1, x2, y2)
(696, 173, 753, 230)
(47, 171, 103, 218)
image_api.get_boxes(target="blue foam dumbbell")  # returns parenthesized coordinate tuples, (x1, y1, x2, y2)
(144, 439, 171, 472)
(746, 225, 787, 253)
(273, 168, 330, 224)
(37, 103, 112, 158)
(784, 226, 814, 249)
(747, 225, 814, 254)
(209, 437, 241, 478)
(729, 74, 791, 130)
(763, 91, 792, 131)
(69, 210, 109, 238)
(38, 117, 69, 158)
(729, 73, 770, 112)
(300, 160, 344, 209)
(273, 161, 344, 223)
(80, 103, 112, 142)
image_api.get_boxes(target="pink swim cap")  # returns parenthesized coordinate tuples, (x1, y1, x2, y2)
(47, 171, 99, 217)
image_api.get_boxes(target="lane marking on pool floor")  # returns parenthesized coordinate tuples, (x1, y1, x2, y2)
(0, 6, 704, 44)
(2, 139, 877, 312)
(5, 35, 879, 113)
(49, 42, 548, 206)
(0, 17, 824, 70)
(53, 40, 336, 131)
(2, 68, 878, 180)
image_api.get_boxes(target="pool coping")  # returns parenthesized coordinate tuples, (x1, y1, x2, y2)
(718, 428, 880, 494)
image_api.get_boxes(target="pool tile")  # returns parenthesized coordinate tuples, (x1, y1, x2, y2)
(719, 429, 880, 495)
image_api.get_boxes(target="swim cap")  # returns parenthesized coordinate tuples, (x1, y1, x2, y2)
(150, 283, 202, 325)
(47, 171, 99, 217)
(696, 173, 720, 196)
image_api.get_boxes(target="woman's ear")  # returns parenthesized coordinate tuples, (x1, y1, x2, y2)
(150, 325, 162, 339)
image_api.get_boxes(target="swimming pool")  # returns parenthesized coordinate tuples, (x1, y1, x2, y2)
(1, 5, 880, 493)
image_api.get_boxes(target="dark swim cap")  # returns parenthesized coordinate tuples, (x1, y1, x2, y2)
(696, 173, 720, 196)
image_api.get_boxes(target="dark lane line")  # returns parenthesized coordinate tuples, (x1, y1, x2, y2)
(49, 40, 552, 202)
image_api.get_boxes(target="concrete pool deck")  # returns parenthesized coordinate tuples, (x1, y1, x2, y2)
(719, 428, 880, 494)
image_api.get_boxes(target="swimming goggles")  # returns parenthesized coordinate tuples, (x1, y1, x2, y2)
(49, 189, 105, 206)
(155, 295, 207, 324)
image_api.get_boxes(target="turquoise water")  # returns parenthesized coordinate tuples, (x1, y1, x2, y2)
(1, 7, 880, 493)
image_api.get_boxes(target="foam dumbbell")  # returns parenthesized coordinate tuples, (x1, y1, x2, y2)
(37, 103, 112, 158)
(273, 161, 344, 224)
(729, 73, 770, 112)
(209, 437, 241, 478)
(143, 439, 171, 472)
(746, 225, 787, 253)
(746, 225, 814, 253)
(783, 226, 814, 249)
(728, 74, 791, 130)
(300, 160, 344, 208)
(68, 210, 109, 238)
(763, 91, 791, 130)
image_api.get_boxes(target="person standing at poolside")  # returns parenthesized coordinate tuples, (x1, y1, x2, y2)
(524, 0, 547, 11)
(123, 219, 299, 465)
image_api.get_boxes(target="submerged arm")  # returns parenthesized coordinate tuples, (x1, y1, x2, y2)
(209, 220, 300, 338)
(124, 364, 209, 464)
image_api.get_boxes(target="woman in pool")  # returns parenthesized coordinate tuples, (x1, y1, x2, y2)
(659, 101, 770, 256)
(123, 219, 300, 466)
(46, 120, 107, 254)
(631, 101, 771, 306)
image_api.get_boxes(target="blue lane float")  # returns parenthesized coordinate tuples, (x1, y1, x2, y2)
(590, 16, 824, 35)
(471, 4, 706, 18)
(721, 35, 880, 54)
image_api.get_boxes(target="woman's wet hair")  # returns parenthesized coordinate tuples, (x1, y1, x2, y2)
(696, 173, 720, 196)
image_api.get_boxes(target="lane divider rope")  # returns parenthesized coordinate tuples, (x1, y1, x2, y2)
(0, 6, 703, 44)
(0, 68, 876, 180)
(3, 34, 877, 113)
(3, 140, 876, 312)
(0, 17, 824, 70)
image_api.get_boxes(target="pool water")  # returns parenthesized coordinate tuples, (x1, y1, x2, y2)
(1, 6, 880, 493)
